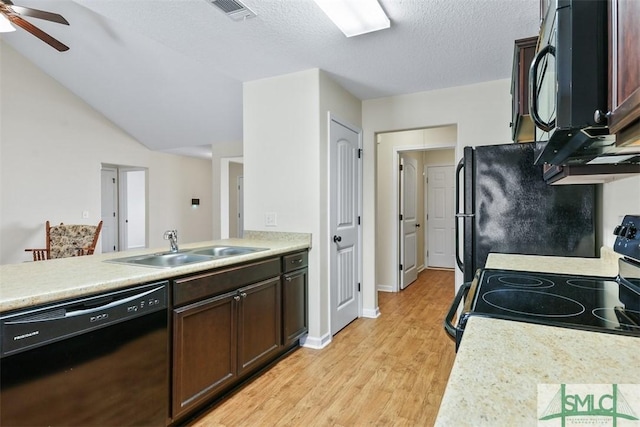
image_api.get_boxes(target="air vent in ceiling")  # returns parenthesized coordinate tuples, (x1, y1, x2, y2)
(205, 0, 257, 21)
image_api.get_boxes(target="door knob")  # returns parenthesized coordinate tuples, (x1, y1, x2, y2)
(333, 235, 342, 243)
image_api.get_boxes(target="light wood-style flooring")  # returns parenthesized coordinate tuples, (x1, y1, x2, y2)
(189, 268, 456, 427)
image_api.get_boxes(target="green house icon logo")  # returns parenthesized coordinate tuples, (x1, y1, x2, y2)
(539, 384, 639, 426)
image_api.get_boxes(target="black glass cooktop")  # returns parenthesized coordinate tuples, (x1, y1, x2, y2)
(465, 269, 640, 336)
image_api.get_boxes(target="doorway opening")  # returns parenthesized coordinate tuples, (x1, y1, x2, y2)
(220, 157, 243, 239)
(376, 126, 456, 292)
(100, 165, 148, 253)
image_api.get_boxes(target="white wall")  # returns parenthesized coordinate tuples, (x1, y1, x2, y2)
(363, 79, 513, 308)
(0, 42, 213, 265)
(601, 177, 640, 249)
(243, 69, 361, 345)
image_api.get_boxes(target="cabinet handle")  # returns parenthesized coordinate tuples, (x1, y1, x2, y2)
(285, 276, 292, 282)
(333, 235, 342, 243)
(233, 295, 241, 302)
(241, 292, 247, 299)
(291, 259, 302, 264)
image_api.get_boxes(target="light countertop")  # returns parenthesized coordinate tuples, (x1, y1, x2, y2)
(435, 316, 640, 426)
(0, 231, 311, 313)
(485, 246, 620, 277)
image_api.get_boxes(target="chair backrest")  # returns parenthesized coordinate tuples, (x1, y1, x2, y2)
(49, 221, 103, 259)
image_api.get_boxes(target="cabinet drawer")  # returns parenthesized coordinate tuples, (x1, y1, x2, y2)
(173, 258, 281, 306)
(282, 251, 308, 273)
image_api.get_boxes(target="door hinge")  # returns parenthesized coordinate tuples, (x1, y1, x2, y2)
(358, 216, 361, 225)
(399, 264, 403, 271)
(113, 212, 116, 217)
(358, 282, 361, 292)
(113, 245, 116, 251)
(358, 148, 363, 158)
(399, 214, 403, 221)
(112, 178, 116, 184)
(399, 164, 404, 171)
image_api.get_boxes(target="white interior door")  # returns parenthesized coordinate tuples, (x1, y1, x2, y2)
(427, 165, 455, 268)
(100, 168, 118, 253)
(400, 155, 418, 289)
(330, 117, 361, 335)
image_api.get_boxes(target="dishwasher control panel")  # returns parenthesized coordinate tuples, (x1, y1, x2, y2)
(0, 281, 168, 357)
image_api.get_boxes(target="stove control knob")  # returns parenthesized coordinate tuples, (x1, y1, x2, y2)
(627, 226, 637, 239)
(614, 225, 627, 236)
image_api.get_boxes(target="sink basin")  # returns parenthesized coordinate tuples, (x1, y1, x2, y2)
(188, 246, 267, 257)
(107, 252, 215, 268)
(106, 246, 268, 268)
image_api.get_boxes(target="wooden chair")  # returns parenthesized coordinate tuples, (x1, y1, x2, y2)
(25, 220, 103, 261)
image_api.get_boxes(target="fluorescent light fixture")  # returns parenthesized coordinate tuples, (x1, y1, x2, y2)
(0, 15, 16, 33)
(313, 0, 390, 37)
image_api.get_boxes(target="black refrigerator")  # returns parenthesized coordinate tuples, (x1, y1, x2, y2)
(456, 143, 597, 282)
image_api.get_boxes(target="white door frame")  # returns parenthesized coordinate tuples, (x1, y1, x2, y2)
(392, 143, 454, 292)
(118, 167, 148, 251)
(328, 113, 363, 335)
(220, 156, 243, 239)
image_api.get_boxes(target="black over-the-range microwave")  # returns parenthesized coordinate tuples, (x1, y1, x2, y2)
(529, 0, 640, 171)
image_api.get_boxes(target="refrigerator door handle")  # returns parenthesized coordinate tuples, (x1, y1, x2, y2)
(455, 158, 465, 272)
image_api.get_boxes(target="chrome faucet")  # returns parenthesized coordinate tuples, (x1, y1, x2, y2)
(164, 229, 179, 253)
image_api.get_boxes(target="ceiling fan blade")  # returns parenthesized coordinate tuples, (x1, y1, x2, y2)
(11, 5, 69, 25)
(8, 15, 69, 51)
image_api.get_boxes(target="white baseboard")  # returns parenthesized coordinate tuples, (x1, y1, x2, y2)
(377, 284, 394, 293)
(300, 332, 332, 349)
(362, 306, 380, 318)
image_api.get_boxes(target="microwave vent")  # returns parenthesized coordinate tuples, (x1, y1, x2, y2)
(205, 0, 256, 21)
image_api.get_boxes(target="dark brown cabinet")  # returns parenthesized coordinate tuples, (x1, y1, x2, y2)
(282, 251, 309, 346)
(510, 36, 538, 143)
(608, 0, 640, 147)
(172, 292, 237, 418)
(170, 258, 282, 420)
(237, 277, 282, 376)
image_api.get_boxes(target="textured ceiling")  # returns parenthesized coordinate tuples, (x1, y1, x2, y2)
(1, 0, 540, 157)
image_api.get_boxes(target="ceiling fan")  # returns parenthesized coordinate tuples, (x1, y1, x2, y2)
(0, 0, 69, 51)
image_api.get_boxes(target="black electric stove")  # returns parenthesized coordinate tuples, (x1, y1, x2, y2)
(445, 214, 640, 349)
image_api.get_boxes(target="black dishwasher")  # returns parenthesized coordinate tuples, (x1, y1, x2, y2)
(0, 281, 169, 426)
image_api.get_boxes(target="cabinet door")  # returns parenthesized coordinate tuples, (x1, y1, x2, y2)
(608, 0, 640, 141)
(237, 277, 282, 377)
(172, 293, 237, 418)
(283, 268, 308, 346)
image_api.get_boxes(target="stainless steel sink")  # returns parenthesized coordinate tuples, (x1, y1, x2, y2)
(188, 246, 267, 257)
(107, 252, 215, 268)
(106, 245, 268, 268)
